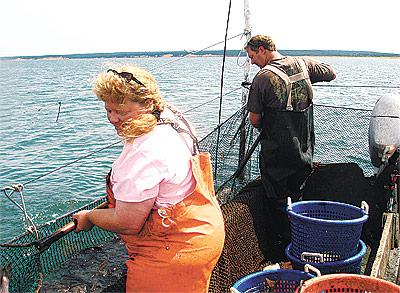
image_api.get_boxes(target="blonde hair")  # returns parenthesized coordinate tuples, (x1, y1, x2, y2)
(93, 65, 165, 140)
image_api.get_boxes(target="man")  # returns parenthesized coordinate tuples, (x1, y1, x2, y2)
(245, 35, 336, 251)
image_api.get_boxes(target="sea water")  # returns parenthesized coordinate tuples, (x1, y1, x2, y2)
(1, 56, 400, 242)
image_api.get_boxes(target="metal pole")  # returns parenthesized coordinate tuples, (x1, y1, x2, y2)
(238, 0, 252, 181)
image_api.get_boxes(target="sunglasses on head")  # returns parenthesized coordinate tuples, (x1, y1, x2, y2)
(247, 40, 261, 49)
(107, 69, 146, 87)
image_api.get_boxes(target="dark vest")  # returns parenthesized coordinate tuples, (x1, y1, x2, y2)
(259, 58, 314, 198)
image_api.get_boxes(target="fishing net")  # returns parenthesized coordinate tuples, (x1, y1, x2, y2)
(0, 104, 372, 292)
(0, 197, 116, 292)
(204, 104, 373, 203)
(200, 105, 261, 203)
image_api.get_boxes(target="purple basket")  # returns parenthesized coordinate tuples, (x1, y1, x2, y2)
(285, 240, 366, 274)
(287, 200, 368, 261)
(230, 268, 317, 293)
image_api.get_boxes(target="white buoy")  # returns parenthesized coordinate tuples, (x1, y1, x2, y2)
(368, 93, 400, 171)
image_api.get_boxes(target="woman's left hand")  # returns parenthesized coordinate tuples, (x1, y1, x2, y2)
(72, 210, 94, 232)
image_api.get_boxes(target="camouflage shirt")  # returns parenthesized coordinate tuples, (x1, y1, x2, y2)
(247, 56, 336, 112)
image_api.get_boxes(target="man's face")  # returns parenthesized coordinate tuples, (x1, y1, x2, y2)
(246, 47, 266, 68)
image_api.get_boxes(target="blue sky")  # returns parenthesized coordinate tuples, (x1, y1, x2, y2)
(1, 0, 399, 57)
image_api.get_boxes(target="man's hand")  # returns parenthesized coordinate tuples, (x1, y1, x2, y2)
(249, 112, 262, 128)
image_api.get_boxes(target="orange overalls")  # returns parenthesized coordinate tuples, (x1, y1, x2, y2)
(106, 151, 225, 292)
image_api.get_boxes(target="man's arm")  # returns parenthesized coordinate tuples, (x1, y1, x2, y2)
(304, 58, 336, 83)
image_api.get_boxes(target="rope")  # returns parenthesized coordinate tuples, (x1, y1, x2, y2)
(150, 32, 243, 73)
(313, 103, 372, 112)
(1, 140, 121, 237)
(21, 141, 121, 187)
(214, 0, 232, 179)
(2, 184, 39, 239)
(183, 87, 242, 114)
(314, 84, 400, 89)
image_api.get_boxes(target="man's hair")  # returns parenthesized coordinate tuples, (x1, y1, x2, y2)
(245, 35, 277, 52)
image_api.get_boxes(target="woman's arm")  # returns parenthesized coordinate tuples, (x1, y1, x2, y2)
(73, 197, 155, 235)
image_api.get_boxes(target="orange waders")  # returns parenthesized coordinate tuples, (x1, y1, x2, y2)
(106, 152, 225, 292)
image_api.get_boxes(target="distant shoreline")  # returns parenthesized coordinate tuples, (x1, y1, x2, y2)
(1, 49, 400, 60)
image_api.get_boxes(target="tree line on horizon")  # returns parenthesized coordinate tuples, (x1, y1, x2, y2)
(1, 49, 399, 60)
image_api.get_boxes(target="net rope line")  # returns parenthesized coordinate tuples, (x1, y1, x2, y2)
(150, 32, 243, 72)
(314, 84, 400, 89)
(214, 0, 233, 179)
(2, 188, 44, 292)
(2, 185, 39, 239)
(1, 140, 120, 235)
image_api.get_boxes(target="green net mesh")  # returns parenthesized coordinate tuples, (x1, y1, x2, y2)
(0, 104, 372, 292)
(202, 104, 373, 203)
(0, 197, 116, 292)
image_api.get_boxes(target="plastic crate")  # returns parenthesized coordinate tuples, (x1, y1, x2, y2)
(296, 273, 400, 293)
(230, 266, 319, 293)
(287, 199, 368, 261)
(285, 240, 366, 274)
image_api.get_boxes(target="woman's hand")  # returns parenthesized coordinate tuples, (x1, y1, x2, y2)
(72, 210, 95, 232)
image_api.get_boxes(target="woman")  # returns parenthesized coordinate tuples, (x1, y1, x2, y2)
(73, 65, 225, 292)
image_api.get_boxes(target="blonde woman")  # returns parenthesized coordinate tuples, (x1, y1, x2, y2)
(73, 65, 225, 292)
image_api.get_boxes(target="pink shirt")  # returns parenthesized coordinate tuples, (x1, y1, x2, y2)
(110, 122, 196, 209)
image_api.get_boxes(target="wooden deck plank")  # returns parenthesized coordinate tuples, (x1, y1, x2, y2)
(370, 212, 394, 278)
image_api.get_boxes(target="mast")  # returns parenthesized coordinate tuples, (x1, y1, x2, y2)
(242, 0, 251, 107)
(238, 0, 252, 181)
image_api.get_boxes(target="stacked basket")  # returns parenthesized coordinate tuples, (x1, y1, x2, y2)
(285, 198, 369, 274)
(230, 265, 320, 293)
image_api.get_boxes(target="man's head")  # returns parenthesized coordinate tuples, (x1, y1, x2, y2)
(245, 35, 277, 68)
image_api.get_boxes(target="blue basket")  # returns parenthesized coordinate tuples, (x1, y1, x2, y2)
(285, 240, 366, 274)
(287, 200, 368, 261)
(230, 268, 316, 293)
